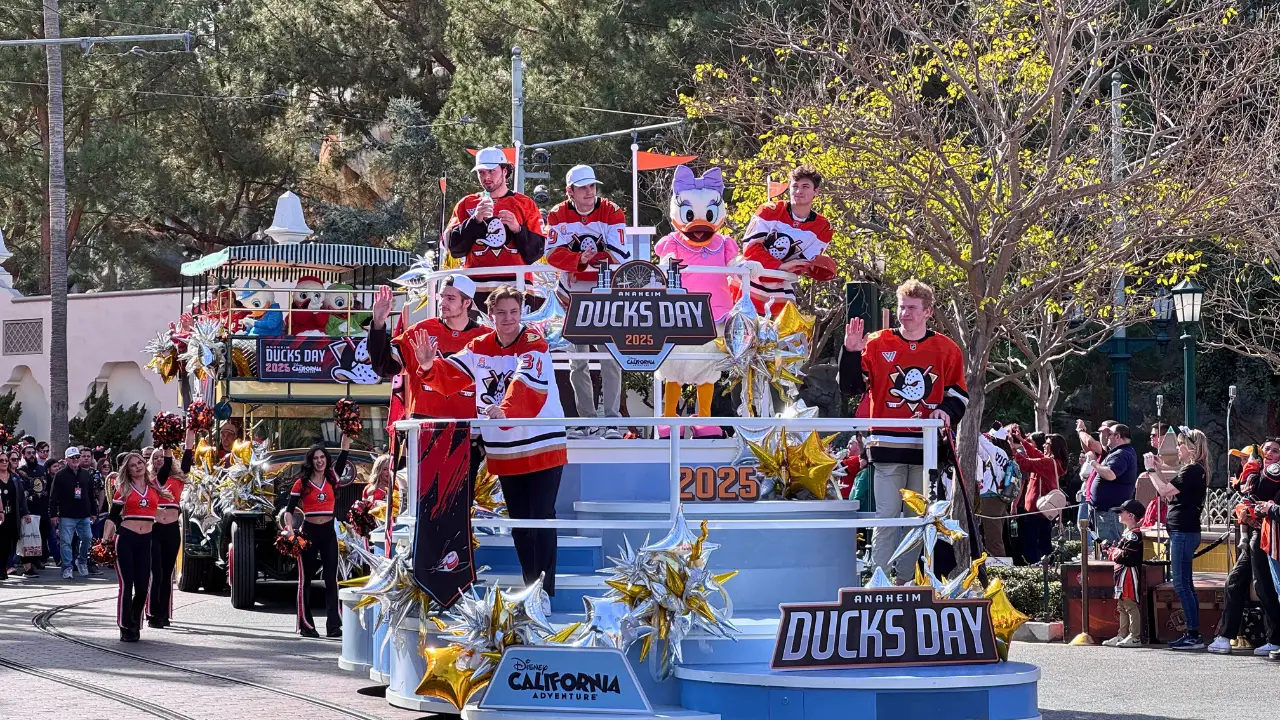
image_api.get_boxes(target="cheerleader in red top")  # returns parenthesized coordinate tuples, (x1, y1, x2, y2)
(146, 428, 196, 629)
(283, 435, 350, 638)
(102, 451, 174, 642)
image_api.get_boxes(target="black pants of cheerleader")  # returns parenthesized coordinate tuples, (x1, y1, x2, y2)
(499, 465, 562, 596)
(147, 522, 181, 626)
(1217, 528, 1280, 644)
(298, 521, 340, 635)
(116, 527, 152, 638)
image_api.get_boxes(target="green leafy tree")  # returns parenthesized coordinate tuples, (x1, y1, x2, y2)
(67, 386, 145, 452)
(0, 390, 23, 436)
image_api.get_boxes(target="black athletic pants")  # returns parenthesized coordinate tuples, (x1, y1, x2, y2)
(499, 465, 563, 596)
(1217, 528, 1280, 644)
(0, 519, 16, 579)
(115, 527, 152, 634)
(147, 522, 181, 624)
(297, 521, 340, 634)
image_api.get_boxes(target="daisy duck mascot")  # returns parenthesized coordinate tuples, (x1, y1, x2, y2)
(654, 165, 740, 438)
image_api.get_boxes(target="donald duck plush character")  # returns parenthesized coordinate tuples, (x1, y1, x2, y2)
(237, 279, 284, 337)
(653, 165, 740, 437)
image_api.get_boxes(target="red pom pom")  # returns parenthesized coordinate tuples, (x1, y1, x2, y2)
(186, 401, 214, 433)
(334, 399, 363, 437)
(347, 500, 377, 537)
(274, 532, 310, 558)
(89, 540, 117, 567)
(0, 424, 11, 448)
(150, 412, 186, 449)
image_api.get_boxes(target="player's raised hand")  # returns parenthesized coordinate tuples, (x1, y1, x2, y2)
(843, 317, 867, 353)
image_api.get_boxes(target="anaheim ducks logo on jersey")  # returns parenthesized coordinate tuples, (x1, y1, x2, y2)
(886, 364, 939, 411)
(479, 369, 514, 406)
(475, 217, 508, 249)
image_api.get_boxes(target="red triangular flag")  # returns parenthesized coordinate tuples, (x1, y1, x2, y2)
(466, 147, 518, 164)
(636, 151, 699, 171)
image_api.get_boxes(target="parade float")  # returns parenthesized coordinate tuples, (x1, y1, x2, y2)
(142, 193, 412, 607)
(337, 247, 1042, 720)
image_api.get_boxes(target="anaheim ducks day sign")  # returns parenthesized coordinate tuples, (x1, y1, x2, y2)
(562, 260, 716, 372)
(771, 587, 999, 670)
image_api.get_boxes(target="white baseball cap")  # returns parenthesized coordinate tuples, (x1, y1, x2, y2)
(445, 274, 477, 299)
(473, 146, 508, 171)
(65, 446, 81, 459)
(566, 164, 599, 187)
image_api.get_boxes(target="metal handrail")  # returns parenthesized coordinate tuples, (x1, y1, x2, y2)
(395, 416, 944, 534)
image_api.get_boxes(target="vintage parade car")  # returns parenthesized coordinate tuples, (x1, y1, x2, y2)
(156, 239, 412, 608)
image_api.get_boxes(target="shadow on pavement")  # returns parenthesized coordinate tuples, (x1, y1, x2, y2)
(1045, 712, 1203, 720)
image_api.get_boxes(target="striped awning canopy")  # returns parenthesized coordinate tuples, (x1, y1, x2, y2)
(181, 243, 413, 282)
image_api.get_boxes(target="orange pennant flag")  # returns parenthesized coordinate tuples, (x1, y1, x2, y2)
(768, 179, 788, 199)
(636, 151, 699, 171)
(466, 147, 518, 164)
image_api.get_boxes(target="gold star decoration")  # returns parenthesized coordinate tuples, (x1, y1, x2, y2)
(415, 645, 484, 710)
(984, 577, 1029, 661)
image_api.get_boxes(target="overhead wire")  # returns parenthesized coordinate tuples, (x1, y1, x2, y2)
(0, 3, 185, 33)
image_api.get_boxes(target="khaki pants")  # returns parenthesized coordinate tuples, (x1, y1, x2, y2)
(870, 462, 925, 578)
(1117, 598, 1141, 640)
(977, 496, 1008, 558)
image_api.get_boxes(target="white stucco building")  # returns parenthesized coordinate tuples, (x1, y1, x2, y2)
(0, 285, 182, 443)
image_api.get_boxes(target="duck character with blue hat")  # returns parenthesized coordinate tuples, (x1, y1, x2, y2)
(237, 279, 284, 336)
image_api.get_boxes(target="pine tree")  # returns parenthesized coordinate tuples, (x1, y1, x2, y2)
(67, 386, 145, 452)
(0, 390, 23, 435)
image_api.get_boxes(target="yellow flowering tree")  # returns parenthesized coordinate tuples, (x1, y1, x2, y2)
(687, 0, 1280, 556)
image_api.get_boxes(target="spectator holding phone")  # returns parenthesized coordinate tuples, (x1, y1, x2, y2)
(1156, 428, 1210, 651)
(1078, 421, 1138, 545)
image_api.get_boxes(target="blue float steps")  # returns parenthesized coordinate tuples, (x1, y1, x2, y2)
(474, 534, 603, 575)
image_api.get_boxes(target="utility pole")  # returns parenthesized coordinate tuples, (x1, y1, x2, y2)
(2, 2, 189, 453)
(511, 46, 525, 193)
(1104, 68, 1133, 424)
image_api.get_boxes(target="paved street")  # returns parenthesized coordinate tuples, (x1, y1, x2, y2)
(2, 572, 1277, 719)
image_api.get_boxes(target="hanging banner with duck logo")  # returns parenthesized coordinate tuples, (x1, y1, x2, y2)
(411, 423, 474, 608)
(257, 336, 382, 384)
(561, 260, 716, 372)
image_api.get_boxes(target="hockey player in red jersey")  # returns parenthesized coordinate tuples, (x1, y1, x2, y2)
(838, 279, 969, 581)
(446, 147, 546, 307)
(734, 165, 837, 315)
(411, 285, 567, 595)
(545, 164, 628, 439)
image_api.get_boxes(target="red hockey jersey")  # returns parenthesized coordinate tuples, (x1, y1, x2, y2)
(846, 329, 968, 465)
(545, 198, 630, 296)
(420, 326, 567, 476)
(445, 192, 546, 293)
(394, 318, 488, 420)
(733, 201, 837, 314)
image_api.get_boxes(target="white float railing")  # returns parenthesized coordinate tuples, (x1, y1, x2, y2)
(393, 416, 945, 535)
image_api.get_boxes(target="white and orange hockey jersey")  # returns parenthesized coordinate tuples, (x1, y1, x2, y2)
(732, 201, 837, 313)
(418, 325, 567, 476)
(545, 198, 630, 297)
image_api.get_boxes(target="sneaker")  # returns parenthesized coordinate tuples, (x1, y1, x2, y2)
(61, 568, 73, 580)
(1269, 649, 1280, 661)
(76, 562, 89, 577)
(1207, 636, 1234, 655)
(1117, 636, 1143, 648)
(147, 619, 169, 629)
(1253, 642, 1280, 657)
(1102, 636, 1124, 647)
(326, 628, 343, 638)
(602, 427, 623, 440)
(299, 627, 320, 638)
(1169, 633, 1205, 651)
(23, 568, 38, 577)
(88, 565, 103, 576)
(566, 427, 587, 440)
